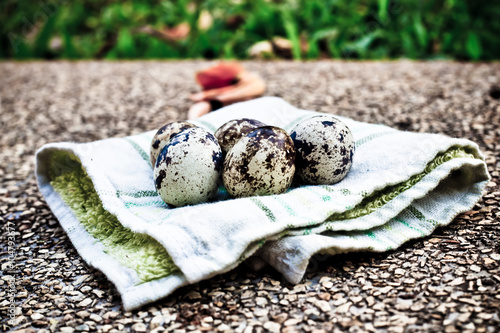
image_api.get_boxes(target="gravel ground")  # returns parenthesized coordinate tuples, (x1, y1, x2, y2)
(1, 60, 499, 333)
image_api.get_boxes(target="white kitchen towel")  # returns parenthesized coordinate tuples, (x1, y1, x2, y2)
(35, 97, 490, 310)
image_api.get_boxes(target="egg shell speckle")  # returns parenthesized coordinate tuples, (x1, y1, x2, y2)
(154, 127, 223, 207)
(290, 115, 355, 185)
(214, 118, 267, 156)
(223, 126, 296, 198)
(150, 121, 197, 167)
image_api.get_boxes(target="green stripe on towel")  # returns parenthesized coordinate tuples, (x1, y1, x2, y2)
(49, 151, 179, 284)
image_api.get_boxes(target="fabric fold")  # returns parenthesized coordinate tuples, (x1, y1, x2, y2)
(35, 97, 490, 310)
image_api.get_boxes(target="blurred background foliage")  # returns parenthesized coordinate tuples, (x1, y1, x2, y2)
(1, 0, 499, 61)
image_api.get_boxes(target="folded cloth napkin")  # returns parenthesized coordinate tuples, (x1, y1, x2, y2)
(35, 97, 490, 310)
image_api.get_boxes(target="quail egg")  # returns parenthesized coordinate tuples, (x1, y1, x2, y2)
(214, 118, 267, 156)
(290, 115, 355, 185)
(223, 126, 295, 198)
(150, 121, 198, 167)
(154, 127, 223, 207)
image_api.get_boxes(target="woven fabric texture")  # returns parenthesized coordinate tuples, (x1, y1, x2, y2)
(35, 97, 490, 310)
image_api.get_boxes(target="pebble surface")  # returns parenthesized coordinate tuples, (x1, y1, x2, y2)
(1, 60, 499, 333)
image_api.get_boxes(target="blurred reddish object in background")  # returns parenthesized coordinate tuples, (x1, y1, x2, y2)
(162, 22, 190, 41)
(137, 22, 190, 42)
(188, 62, 266, 119)
(195, 62, 244, 90)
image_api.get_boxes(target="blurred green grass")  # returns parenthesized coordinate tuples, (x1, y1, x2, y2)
(1, 0, 499, 60)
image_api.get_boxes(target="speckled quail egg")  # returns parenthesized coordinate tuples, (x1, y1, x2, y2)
(223, 126, 295, 198)
(290, 115, 355, 185)
(154, 127, 223, 207)
(150, 121, 198, 167)
(214, 118, 267, 156)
